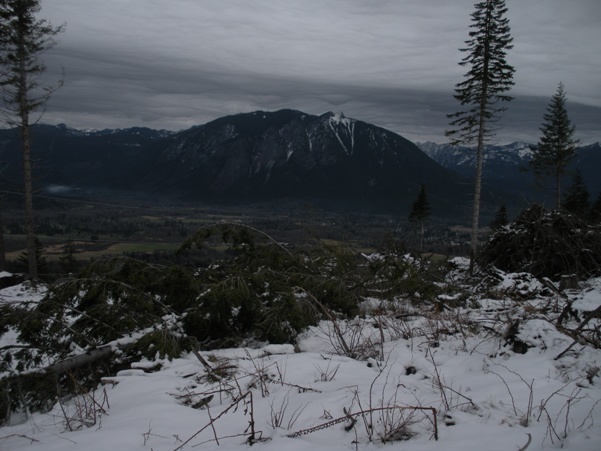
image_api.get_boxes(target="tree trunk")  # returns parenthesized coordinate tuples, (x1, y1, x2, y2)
(470, 79, 489, 274)
(21, 116, 37, 280)
(18, 26, 37, 281)
(469, 8, 492, 276)
(0, 345, 116, 423)
(45, 345, 114, 374)
(556, 168, 561, 210)
(419, 220, 424, 254)
(470, 138, 484, 274)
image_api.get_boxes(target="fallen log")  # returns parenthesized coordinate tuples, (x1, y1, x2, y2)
(44, 345, 114, 374)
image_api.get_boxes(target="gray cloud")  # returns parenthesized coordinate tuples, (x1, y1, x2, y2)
(35, 0, 601, 144)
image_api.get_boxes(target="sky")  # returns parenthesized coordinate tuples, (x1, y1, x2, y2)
(33, 0, 601, 144)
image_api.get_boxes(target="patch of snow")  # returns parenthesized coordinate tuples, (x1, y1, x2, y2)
(260, 344, 296, 355)
(116, 369, 148, 377)
(0, 282, 46, 306)
(326, 112, 355, 155)
(573, 277, 601, 311)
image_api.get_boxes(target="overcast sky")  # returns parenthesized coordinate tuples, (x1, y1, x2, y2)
(36, 0, 601, 144)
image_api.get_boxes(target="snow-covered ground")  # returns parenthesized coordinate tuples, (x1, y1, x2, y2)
(1, 270, 600, 450)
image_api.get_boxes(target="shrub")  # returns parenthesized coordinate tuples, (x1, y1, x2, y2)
(479, 205, 601, 280)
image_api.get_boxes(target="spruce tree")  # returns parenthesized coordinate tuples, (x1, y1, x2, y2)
(530, 82, 579, 209)
(16, 236, 47, 275)
(0, 0, 64, 280)
(408, 185, 431, 253)
(446, 0, 515, 272)
(0, 206, 5, 271)
(563, 170, 589, 218)
(59, 239, 77, 274)
(490, 204, 508, 231)
(590, 192, 601, 224)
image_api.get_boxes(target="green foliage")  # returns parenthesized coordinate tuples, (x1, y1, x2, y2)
(181, 224, 358, 347)
(489, 204, 508, 231)
(0, 389, 9, 425)
(0, 0, 65, 116)
(408, 185, 431, 253)
(58, 239, 78, 274)
(408, 185, 431, 223)
(5, 372, 57, 414)
(0, 0, 65, 279)
(126, 329, 188, 361)
(563, 170, 590, 218)
(15, 236, 47, 275)
(530, 82, 579, 208)
(11, 257, 198, 370)
(2, 225, 455, 363)
(360, 246, 446, 304)
(4, 224, 366, 367)
(446, 0, 515, 270)
(590, 192, 601, 223)
(480, 205, 601, 280)
(446, 0, 515, 146)
(0, 223, 454, 417)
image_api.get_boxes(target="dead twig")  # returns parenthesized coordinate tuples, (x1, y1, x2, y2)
(0, 434, 40, 444)
(173, 390, 258, 450)
(518, 433, 532, 451)
(287, 405, 438, 441)
(555, 306, 601, 360)
(297, 287, 353, 357)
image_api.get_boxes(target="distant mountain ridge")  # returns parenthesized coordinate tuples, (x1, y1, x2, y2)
(417, 141, 601, 203)
(145, 110, 476, 216)
(1, 108, 578, 220)
(0, 110, 475, 216)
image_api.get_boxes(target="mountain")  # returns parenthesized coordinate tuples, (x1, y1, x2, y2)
(0, 124, 171, 192)
(418, 141, 601, 205)
(145, 110, 478, 215)
(0, 109, 505, 218)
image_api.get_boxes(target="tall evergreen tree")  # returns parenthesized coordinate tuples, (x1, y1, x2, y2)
(590, 192, 601, 224)
(563, 170, 589, 218)
(0, 0, 64, 280)
(529, 82, 579, 210)
(58, 238, 77, 274)
(16, 235, 47, 275)
(408, 185, 431, 254)
(490, 204, 508, 231)
(446, 0, 515, 273)
(0, 204, 5, 271)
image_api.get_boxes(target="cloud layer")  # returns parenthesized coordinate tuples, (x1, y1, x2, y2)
(37, 0, 601, 144)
